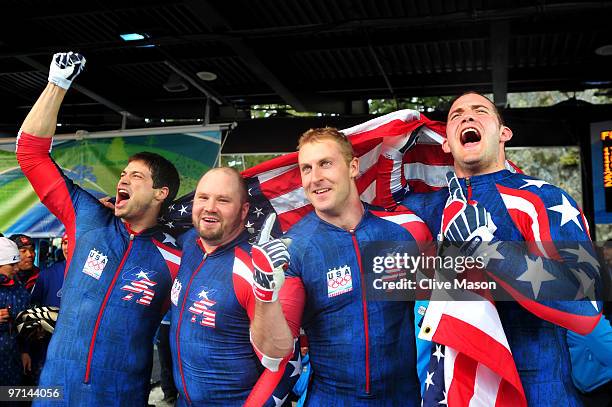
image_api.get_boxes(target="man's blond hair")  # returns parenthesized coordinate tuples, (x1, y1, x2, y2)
(297, 127, 354, 164)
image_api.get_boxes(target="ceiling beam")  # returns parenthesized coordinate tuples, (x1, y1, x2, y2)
(185, 0, 308, 111)
(491, 21, 510, 107)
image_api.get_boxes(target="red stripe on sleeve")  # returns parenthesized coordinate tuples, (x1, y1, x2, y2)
(16, 132, 77, 276)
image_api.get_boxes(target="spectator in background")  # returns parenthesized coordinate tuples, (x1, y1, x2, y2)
(24, 233, 68, 385)
(30, 233, 67, 307)
(0, 237, 31, 385)
(9, 234, 39, 291)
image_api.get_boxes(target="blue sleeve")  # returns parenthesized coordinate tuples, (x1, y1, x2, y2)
(414, 300, 431, 396)
(567, 315, 612, 392)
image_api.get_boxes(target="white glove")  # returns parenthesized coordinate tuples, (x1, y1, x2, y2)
(442, 172, 497, 255)
(251, 214, 291, 302)
(49, 52, 86, 89)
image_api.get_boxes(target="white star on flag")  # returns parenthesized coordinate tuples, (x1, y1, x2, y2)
(165, 221, 175, 229)
(425, 370, 435, 391)
(519, 179, 550, 189)
(273, 393, 288, 407)
(438, 390, 448, 405)
(516, 256, 556, 298)
(168, 204, 175, 211)
(548, 195, 583, 230)
(253, 207, 264, 218)
(288, 353, 302, 377)
(162, 232, 177, 246)
(245, 220, 254, 228)
(563, 245, 600, 272)
(570, 268, 598, 307)
(432, 344, 445, 363)
(479, 240, 505, 267)
(178, 205, 189, 215)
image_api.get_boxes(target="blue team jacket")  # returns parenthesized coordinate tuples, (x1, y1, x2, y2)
(285, 206, 424, 406)
(18, 133, 180, 406)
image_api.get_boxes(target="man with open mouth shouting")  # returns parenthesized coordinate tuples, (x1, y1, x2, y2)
(378, 92, 601, 406)
(17, 52, 182, 406)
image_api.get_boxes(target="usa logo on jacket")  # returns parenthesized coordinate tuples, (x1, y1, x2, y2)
(327, 265, 353, 297)
(82, 248, 108, 280)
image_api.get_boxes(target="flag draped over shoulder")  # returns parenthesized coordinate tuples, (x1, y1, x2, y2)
(241, 109, 450, 234)
(164, 109, 527, 407)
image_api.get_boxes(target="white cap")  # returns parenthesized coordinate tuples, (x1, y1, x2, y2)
(0, 237, 20, 266)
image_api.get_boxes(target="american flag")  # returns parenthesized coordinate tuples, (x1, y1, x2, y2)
(165, 109, 528, 406)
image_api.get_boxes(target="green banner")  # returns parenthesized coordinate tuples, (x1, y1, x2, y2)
(0, 127, 222, 237)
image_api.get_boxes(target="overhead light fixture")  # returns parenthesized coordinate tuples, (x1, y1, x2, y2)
(196, 71, 217, 81)
(163, 73, 189, 93)
(120, 33, 147, 41)
(595, 44, 612, 56)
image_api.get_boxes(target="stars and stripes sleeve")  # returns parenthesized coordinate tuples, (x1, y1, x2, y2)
(480, 183, 602, 334)
(231, 247, 304, 406)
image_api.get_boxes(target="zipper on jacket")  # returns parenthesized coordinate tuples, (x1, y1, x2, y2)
(175, 254, 207, 405)
(84, 234, 134, 383)
(351, 231, 371, 394)
(466, 177, 473, 203)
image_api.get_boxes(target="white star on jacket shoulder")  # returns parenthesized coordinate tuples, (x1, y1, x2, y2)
(516, 256, 556, 298)
(273, 393, 288, 407)
(288, 353, 302, 377)
(432, 344, 445, 363)
(162, 232, 177, 246)
(168, 204, 175, 211)
(425, 370, 435, 391)
(178, 205, 189, 215)
(253, 207, 264, 218)
(520, 179, 550, 189)
(245, 220, 254, 228)
(563, 244, 600, 272)
(548, 195, 583, 230)
(165, 221, 174, 228)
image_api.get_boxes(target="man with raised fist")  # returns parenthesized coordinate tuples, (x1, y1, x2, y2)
(169, 167, 302, 406)
(17, 52, 182, 406)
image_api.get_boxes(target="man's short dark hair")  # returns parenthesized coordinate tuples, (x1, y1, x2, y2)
(449, 91, 505, 126)
(129, 152, 180, 213)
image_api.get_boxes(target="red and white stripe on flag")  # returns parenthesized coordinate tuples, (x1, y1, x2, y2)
(241, 109, 449, 232)
(420, 300, 527, 407)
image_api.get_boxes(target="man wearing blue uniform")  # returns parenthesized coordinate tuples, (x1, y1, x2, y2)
(379, 92, 601, 406)
(170, 167, 302, 406)
(17, 52, 182, 406)
(31, 233, 68, 308)
(251, 127, 432, 406)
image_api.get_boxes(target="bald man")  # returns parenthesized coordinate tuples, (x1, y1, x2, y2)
(169, 168, 303, 406)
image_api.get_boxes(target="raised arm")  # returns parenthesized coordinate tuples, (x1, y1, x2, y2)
(21, 52, 85, 138)
(250, 215, 304, 363)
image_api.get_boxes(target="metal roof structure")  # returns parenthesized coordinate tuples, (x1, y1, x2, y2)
(1, 0, 611, 134)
